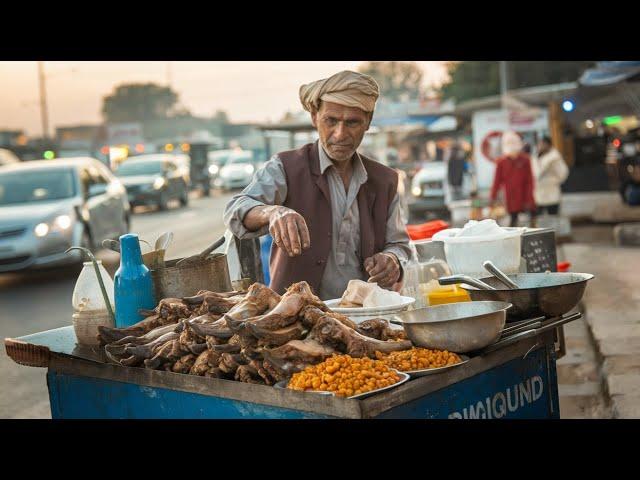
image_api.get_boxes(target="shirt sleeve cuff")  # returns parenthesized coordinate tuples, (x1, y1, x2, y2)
(382, 247, 408, 282)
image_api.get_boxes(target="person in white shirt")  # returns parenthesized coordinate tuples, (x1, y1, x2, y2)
(532, 136, 569, 215)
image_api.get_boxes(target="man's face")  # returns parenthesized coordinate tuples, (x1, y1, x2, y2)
(311, 101, 371, 163)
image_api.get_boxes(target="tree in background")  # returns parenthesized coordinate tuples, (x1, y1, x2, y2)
(212, 110, 229, 124)
(358, 61, 424, 102)
(438, 61, 595, 103)
(102, 83, 179, 123)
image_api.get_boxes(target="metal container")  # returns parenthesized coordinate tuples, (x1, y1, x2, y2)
(390, 301, 511, 353)
(150, 253, 232, 299)
(459, 272, 594, 321)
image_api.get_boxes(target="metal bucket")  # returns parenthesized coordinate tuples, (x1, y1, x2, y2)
(150, 253, 232, 299)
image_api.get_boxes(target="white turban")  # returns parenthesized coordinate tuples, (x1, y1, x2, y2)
(502, 130, 524, 155)
(299, 70, 380, 113)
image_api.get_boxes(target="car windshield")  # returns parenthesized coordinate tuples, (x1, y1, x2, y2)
(0, 169, 76, 205)
(208, 153, 229, 166)
(228, 156, 253, 165)
(116, 161, 163, 176)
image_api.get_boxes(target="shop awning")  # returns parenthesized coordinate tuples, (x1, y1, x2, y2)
(579, 61, 640, 87)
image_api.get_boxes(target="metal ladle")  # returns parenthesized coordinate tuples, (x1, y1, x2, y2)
(482, 260, 520, 289)
(438, 274, 497, 291)
(175, 235, 226, 267)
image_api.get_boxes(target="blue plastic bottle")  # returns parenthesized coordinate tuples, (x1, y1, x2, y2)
(114, 233, 156, 328)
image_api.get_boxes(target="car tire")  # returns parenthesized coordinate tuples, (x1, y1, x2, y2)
(158, 191, 169, 211)
(180, 186, 189, 206)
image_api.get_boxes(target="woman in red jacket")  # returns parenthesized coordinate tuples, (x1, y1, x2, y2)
(490, 131, 537, 227)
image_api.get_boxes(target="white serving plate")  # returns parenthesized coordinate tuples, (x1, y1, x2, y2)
(324, 296, 416, 315)
(403, 355, 470, 378)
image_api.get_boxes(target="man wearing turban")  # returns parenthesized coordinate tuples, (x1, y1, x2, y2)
(224, 70, 411, 299)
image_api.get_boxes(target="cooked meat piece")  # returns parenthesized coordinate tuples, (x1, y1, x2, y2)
(309, 314, 411, 358)
(248, 321, 308, 347)
(172, 354, 197, 373)
(224, 283, 281, 332)
(357, 318, 406, 341)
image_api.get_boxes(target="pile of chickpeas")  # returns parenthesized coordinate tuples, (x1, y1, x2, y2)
(288, 354, 401, 397)
(375, 348, 462, 371)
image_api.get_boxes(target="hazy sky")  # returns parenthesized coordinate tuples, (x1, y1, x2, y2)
(0, 61, 450, 136)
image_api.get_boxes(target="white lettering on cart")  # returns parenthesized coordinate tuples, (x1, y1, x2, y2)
(448, 375, 544, 419)
(492, 392, 507, 418)
(519, 378, 532, 405)
(506, 386, 519, 412)
(532, 375, 544, 401)
(467, 401, 487, 419)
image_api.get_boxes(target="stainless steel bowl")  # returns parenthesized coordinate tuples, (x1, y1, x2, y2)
(390, 301, 512, 353)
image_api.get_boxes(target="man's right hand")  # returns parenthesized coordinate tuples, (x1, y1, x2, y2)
(267, 206, 310, 257)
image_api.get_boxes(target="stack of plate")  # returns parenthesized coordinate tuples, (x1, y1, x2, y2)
(323, 296, 416, 324)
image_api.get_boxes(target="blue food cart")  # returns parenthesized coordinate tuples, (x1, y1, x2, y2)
(5, 312, 578, 419)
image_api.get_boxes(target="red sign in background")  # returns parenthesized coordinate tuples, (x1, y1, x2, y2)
(480, 130, 523, 163)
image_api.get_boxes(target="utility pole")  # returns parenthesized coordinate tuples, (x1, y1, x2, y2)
(37, 61, 50, 140)
(499, 61, 508, 110)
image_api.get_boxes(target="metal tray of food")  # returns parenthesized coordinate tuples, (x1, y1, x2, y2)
(402, 355, 470, 378)
(275, 370, 410, 399)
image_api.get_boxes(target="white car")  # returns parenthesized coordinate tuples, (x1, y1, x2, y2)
(409, 161, 448, 217)
(0, 157, 131, 272)
(213, 152, 260, 190)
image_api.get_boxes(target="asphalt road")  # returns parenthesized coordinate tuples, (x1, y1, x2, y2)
(0, 191, 235, 418)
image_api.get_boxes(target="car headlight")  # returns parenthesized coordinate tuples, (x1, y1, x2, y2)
(153, 177, 167, 190)
(34, 223, 49, 237)
(54, 215, 72, 230)
(209, 165, 219, 175)
(411, 186, 422, 197)
(34, 213, 74, 238)
(244, 165, 255, 175)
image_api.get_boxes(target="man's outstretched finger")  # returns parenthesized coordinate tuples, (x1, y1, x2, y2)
(278, 222, 294, 256)
(364, 257, 375, 272)
(296, 217, 311, 250)
(286, 218, 302, 255)
(368, 261, 386, 277)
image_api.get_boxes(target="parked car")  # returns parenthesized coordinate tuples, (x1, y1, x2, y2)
(212, 151, 260, 190)
(408, 161, 448, 220)
(115, 156, 189, 210)
(128, 153, 191, 186)
(207, 149, 241, 187)
(0, 157, 130, 273)
(0, 148, 20, 166)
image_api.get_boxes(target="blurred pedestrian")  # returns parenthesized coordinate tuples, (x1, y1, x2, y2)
(532, 136, 569, 215)
(446, 139, 466, 202)
(490, 131, 536, 227)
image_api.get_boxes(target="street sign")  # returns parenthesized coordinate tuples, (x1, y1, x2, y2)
(106, 122, 144, 146)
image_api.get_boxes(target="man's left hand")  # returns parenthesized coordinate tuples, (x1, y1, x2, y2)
(364, 253, 401, 288)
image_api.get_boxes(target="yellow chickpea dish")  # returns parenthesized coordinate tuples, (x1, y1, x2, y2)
(287, 354, 402, 397)
(375, 348, 462, 371)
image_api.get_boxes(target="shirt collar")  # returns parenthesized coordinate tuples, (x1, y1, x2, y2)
(318, 143, 368, 184)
